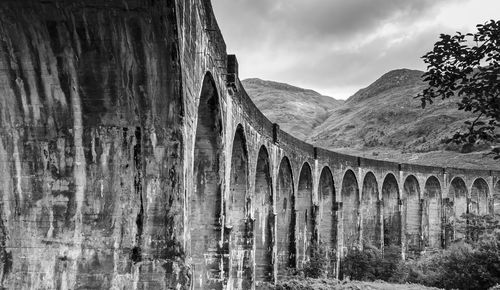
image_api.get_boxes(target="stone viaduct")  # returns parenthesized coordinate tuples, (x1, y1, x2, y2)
(0, 0, 498, 289)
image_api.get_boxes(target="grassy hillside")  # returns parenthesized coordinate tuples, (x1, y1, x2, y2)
(242, 78, 343, 140)
(242, 69, 500, 170)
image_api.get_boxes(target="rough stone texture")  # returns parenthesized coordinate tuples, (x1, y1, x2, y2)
(254, 146, 273, 282)
(447, 178, 467, 243)
(360, 172, 380, 247)
(382, 174, 401, 247)
(404, 175, 421, 255)
(495, 181, 500, 216)
(276, 157, 294, 278)
(295, 163, 314, 269)
(318, 166, 336, 265)
(0, 1, 499, 289)
(423, 177, 442, 250)
(341, 170, 359, 252)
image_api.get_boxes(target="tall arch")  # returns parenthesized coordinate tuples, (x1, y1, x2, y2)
(423, 176, 442, 249)
(254, 146, 273, 282)
(191, 73, 223, 289)
(227, 125, 252, 289)
(276, 157, 295, 276)
(341, 170, 360, 250)
(296, 162, 314, 269)
(494, 181, 500, 216)
(404, 175, 421, 255)
(448, 177, 467, 243)
(318, 167, 336, 260)
(360, 172, 380, 247)
(382, 173, 401, 247)
(470, 178, 489, 215)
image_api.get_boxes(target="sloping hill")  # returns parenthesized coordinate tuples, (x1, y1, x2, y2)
(242, 78, 343, 140)
(242, 69, 500, 170)
(307, 69, 473, 153)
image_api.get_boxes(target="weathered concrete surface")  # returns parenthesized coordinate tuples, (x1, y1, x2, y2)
(403, 175, 421, 255)
(382, 174, 401, 248)
(0, 1, 499, 289)
(360, 172, 379, 247)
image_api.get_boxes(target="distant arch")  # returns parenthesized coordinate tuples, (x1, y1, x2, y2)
(404, 175, 421, 255)
(296, 162, 314, 269)
(360, 172, 380, 247)
(276, 156, 295, 276)
(318, 166, 336, 264)
(470, 178, 489, 215)
(423, 176, 442, 249)
(254, 146, 273, 282)
(494, 181, 500, 216)
(447, 177, 468, 244)
(382, 173, 401, 247)
(191, 72, 223, 289)
(227, 124, 252, 288)
(341, 169, 360, 250)
(449, 177, 468, 219)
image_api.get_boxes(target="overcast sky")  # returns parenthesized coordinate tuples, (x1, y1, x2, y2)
(211, 0, 500, 99)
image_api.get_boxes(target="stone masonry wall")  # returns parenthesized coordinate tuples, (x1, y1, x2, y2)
(0, 1, 499, 289)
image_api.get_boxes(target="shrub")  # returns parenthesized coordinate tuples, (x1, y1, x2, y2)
(341, 245, 402, 281)
(302, 243, 335, 278)
(396, 231, 500, 290)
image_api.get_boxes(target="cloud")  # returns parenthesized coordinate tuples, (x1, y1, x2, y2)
(211, 0, 498, 99)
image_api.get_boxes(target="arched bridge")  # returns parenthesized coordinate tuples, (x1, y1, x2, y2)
(0, 1, 498, 289)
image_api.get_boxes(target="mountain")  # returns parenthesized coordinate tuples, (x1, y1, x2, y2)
(307, 69, 472, 152)
(242, 70, 500, 170)
(241, 78, 343, 140)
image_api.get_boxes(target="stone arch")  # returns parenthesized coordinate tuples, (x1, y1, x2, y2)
(254, 145, 273, 282)
(227, 124, 252, 289)
(470, 178, 489, 215)
(341, 169, 360, 250)
(494, 181, 500, 216)
(276, 156, 295, 276)
(191, 72, 223, 289)
(382, 173, 401, 247)
(423, 176, 442, 249)
(296, 162, 314, 269)
(360, 172, 380, 247)
(318, 166, 336, 257)
(447, 177, 468, 243)
(404, 175, 421, 255)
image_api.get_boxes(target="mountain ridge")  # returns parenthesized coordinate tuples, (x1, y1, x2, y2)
(242, 78, 343, 140)
(242, 69, 500, 170)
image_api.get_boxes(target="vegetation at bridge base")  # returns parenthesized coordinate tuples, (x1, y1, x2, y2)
(341, 213, 500, 290)
(418, 20, 500, 159)
(265, 214, 500, 289)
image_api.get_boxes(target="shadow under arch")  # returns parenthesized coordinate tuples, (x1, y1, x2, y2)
(423, 176, 442, 249)
(495, 180, 500, 215)
(382, 173, 401, 248)
(404, 175, 421, 256)
(360, 172, 380, 248)
(191, 72, 224, 289)
(296, 162, 314, 269)
(254, 145, 273, 282)
(470, 178, 489, 215)
(318, 166, 337, 265)
(276, 156, 295, 276)
(226, 124, 252, 289)
(446, 177, 468, 245)
(341, 169, 360, 251)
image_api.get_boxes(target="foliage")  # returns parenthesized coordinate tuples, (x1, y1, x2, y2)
(400, 236, 500, 290)
(301, 243, 335, 278)
(398, 214, 500, 290)
(341, 245, 401, 281)
(418, 20, 500, 159)
(455, 213, 500, 242)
